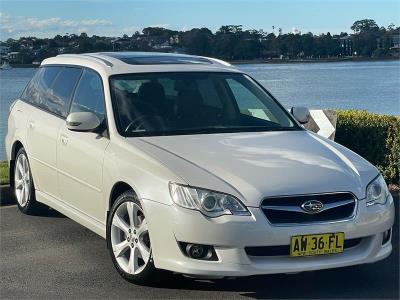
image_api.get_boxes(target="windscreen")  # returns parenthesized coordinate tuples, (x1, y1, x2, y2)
(109, 72, 299, 136)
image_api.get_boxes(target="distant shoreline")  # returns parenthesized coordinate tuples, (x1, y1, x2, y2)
(231, 56, 400, 65)
(4, 56, 399, 68)
(6, 64, 40, 68)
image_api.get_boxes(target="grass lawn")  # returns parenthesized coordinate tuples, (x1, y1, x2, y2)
(0, 161, 9, 185)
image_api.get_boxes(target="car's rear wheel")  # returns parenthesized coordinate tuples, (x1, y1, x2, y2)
(14, 148, 45, 214)
(107, 191, 158, 284)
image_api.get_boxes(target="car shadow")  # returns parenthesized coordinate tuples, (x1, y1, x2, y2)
(0, 185, 65, 218)
(150, 260, 398, 299)
(39, 207, 66, 218)
(0, 185, 16, 206)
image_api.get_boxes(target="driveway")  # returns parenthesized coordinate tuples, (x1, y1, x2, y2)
(0, 188, 398, 299)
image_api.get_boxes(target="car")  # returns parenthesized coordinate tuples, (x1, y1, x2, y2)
(5, 52, 394, 284)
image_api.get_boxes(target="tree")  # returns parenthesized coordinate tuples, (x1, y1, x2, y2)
(217, 25, 242, 34)
(387, 23, 396, 32)
(351, 19, 379, 34)
(181, 28, 214, 56)
(2, 18, 398, 64)
(142, 27, 171, 36)
(350, 19, 381, 56)
(79, 32, 88, 39)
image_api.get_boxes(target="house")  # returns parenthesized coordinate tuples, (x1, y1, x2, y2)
(8, 52, 25, 63)
(153, 41, 173, 50)
(339, 36, 355, 56)
(377, 34, 400, 49)
(57, 47, 67, 54)
(0, 45, 10, 55)
(376, 34, 400, 56)
(169, 35, 180, 45)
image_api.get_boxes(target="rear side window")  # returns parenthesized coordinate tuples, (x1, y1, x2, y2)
(36, 67, 62, 111)
(21, 69, 42, 103)
(22, 66, 82, 117)
(22, 67, 61, 108)
(70, 69, 105, 122)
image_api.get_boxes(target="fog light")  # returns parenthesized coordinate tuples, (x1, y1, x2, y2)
(178, 242, 218, 261)
(187, 244, 206, 259)
(382, 229, 391, 245)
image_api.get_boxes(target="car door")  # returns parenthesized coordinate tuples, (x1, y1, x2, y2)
(25, 66, 82, 199)
(57, 69, 110, 222)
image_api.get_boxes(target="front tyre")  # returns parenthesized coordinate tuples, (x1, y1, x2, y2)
(107, 191, 157, 284)
(14, 148, 45, 214)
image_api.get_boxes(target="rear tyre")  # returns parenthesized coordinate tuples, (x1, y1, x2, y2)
(107, 190, 159, 285)
(14, 148, 46, 214)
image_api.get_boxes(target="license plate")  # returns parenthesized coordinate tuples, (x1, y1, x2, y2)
(290, 232, 344, 257)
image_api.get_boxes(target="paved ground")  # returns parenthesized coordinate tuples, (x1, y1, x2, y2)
(0, 189, 398, 299)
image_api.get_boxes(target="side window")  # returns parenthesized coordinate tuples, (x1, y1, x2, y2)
(70, 69, 105, 122)
(227, 78, 276, 122)
(21, 68, 42, 104)
(197, 78, 223, 109)
(49, 67, 82, 117)
(37, 66, 62, 109)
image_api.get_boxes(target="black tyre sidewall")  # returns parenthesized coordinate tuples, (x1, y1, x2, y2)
(106, 191, 158, 284)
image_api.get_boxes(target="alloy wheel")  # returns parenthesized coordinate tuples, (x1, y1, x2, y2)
(14, 153, 31, 207)
(110, 201, 151, 275)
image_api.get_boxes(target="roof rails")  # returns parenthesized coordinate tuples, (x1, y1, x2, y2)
(56, 54, 114, 67)
(56, 52, 233, 68)
(202, 56, 232, 67)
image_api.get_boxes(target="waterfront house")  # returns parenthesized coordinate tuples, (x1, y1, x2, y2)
(0, 45, 10, 55)
(376, 34, 400, 56)
(339, 36, 355, 56)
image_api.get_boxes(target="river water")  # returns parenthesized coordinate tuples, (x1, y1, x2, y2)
(1, 60, 399, 159)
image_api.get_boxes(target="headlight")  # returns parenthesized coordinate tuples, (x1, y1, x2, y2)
(169, 183, 250, 217)
(366, 175, 389, 206)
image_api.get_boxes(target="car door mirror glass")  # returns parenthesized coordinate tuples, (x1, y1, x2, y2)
(66, 112, 101, 132)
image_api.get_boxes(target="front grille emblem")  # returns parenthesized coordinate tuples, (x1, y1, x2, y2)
(301, 200, 324, 214)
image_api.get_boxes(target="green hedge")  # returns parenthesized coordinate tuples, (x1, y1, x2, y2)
(335, 110, 400, 185)
(0, 161, 9, 185)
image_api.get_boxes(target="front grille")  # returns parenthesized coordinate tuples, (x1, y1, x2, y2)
(245, 238, 362, 257)
(261, 193, 356, 224)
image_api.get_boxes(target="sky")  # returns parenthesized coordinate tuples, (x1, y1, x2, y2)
(1, 0, 399, 39)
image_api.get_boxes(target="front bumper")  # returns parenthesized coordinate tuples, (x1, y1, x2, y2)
(143, 194, 394, 277)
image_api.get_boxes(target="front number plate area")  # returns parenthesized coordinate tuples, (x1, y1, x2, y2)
(290, 232, 345, 257)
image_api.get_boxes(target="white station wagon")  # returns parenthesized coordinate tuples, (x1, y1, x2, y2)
(5, 52, 394, 283)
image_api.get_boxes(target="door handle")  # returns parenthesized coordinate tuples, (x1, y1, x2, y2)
(28, 120, 35, 129)
(60, 134, 69, 145)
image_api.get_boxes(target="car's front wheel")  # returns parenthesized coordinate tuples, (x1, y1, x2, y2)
(107, 191, 158, 284)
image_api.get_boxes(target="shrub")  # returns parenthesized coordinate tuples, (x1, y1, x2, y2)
(0, 161, 9, 185)
(335, 110, 399, 185)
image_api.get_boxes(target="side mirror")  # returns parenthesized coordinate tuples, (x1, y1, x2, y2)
(66, 112, 101, 132)
(291, 106, 310, 124)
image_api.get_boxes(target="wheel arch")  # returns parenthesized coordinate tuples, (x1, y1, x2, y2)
(106, 181, 138, 247)
(9, 140, 25, 188)
(108, 181, 138, 214)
